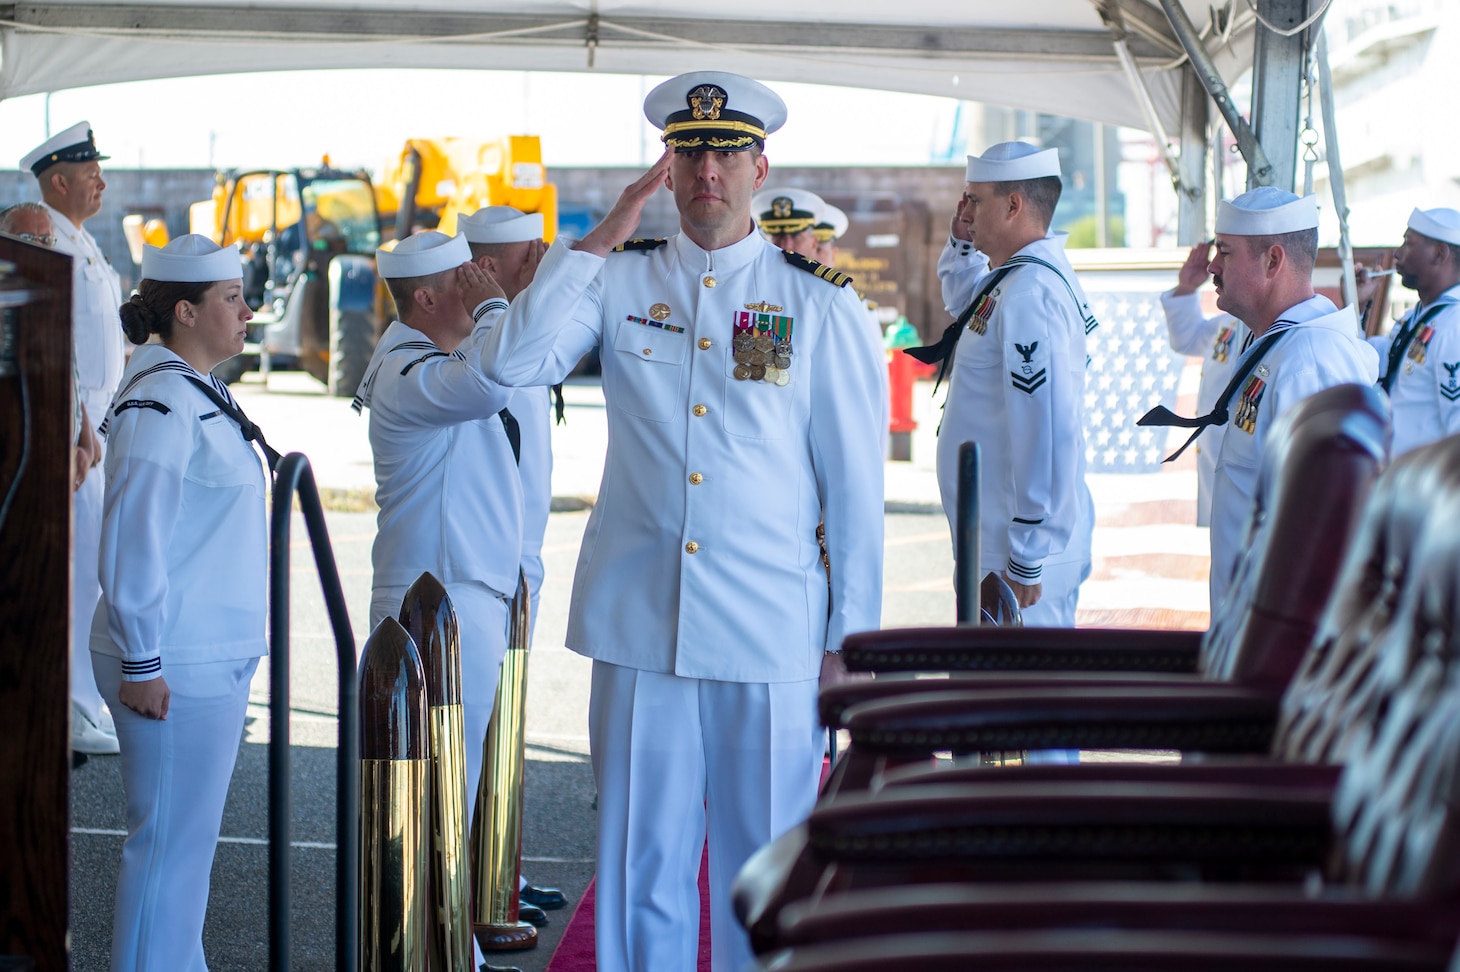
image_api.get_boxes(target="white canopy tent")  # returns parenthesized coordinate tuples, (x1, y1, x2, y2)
(0, 0, 1258, 135)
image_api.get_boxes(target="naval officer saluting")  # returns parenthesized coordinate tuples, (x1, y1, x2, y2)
(1140, 189, 1378, 612)
(475, 71, 887, 972)
(92, 235, 270, 972)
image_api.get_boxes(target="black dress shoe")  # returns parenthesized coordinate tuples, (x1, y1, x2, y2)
(517, 902, 549, 927)
(481, 964, 523, 972)
(520, 883, 568, 910)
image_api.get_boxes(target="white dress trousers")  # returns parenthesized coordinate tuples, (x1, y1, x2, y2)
(93, 653, 258, 972)
(588, 660, 820, 972)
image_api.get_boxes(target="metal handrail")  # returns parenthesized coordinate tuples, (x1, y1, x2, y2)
(269, 452, 359, 972)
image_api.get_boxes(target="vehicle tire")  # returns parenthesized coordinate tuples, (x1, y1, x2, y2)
(328, 308, 374, 398)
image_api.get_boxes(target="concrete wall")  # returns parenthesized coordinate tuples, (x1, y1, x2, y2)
(1, 168, 217, 292)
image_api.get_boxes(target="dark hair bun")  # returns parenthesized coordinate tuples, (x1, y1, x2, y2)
(119, 291, 161, 344)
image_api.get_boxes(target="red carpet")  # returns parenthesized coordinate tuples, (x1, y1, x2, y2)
(545, 759, 830, 971)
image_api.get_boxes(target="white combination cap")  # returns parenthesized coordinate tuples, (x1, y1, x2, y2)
(1215, 188, 1319, 236)
(814, 202, 849, 243)
(752, 187, 825, 235)
(966, 142, 1060, 183)
(457, 206, 545, 245)
(645, 71, 787, 152)
(20, 120, 109, 176)
(1407, 207, 1460, 247)
(376, 231, 470, 279)
(140, 234, 242, 283)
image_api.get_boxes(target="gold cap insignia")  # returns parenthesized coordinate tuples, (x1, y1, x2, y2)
(771, 197, 793, 219)
(688, 85, 726, 121)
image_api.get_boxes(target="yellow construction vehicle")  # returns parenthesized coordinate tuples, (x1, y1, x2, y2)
(140, 137, 557, 397)
(375, 136, 558, 244)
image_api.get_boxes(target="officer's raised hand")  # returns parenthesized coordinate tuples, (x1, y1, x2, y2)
(575, 150, 673, 257)
(951, 192, 975, 243)
(1173, 242, 1213, 296)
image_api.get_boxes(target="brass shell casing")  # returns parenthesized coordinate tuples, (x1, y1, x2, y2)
(359, 758, 431, 972)
(471, 572, 537, 950)
(428, 702, 473, 970)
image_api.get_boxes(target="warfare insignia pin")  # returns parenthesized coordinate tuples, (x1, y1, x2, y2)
(1255, 364, 1271, 380)
(649, 303, 672, 321)
(688, 84, 726, 121)
(744, 301, 784, 314)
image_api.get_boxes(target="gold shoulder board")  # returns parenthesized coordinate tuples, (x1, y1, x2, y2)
(782, 250, 853, 288)
(612, 238, 669, 253)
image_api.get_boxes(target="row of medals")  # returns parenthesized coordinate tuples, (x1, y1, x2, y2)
(733, 331, 793, 385)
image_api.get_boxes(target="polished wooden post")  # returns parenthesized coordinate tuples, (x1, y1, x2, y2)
(0, 239, 75, 970)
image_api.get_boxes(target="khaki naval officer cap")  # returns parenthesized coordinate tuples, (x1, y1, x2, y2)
(140, 235, 242, 283)
(752, 187, 824, 236)
(1215, 188, 1319, 236)
(1407, 207, 1460, 247)
(457, 206, 545, 245)
(966, 141, 1061, 184)
(645, 71, 787, 153)
(20, 121, 110, 177)
(376, 231, 470, 279)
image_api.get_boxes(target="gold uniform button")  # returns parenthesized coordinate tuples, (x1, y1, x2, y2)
(685, 541, 699, 554)
(692, 404, 708, 417)
(689, 472, 703, 485)
(643, 348, 652, 355)
(703, 276, 716, 288)
(698, 337, 713, 350)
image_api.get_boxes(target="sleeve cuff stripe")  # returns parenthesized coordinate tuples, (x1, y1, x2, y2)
(120, 657, 162, 674)
(473, 298, 509, 321)
(1006, 559, 1043, 581)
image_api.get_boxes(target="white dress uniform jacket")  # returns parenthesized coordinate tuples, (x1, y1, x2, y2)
(936, 233, 1096, 592)
(1208, 295, 1379, 611)
(90, 345, 268, 675)
(356, 308, 523, 598)
(479, 232, 886, 680)
(1368, 284, 1460, 458)
(1160, 290, 1248, 527)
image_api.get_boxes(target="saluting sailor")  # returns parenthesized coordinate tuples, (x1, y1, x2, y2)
(92, 235, 270, 972)
(916, 141, 1096, 628)
(1365, 207, 1460, 457)
(1140, 189, 1378, 613)
(21, 121, 127, 756)
(456, 204, 570, 918)
(353, 230, 538, 920)
(1160, 242, 1250, 530)
(476, 71, 886, 972)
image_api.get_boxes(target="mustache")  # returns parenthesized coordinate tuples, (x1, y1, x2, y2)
(1213, 274, 1224, 290)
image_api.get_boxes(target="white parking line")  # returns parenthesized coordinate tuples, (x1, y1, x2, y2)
(71, 827, 593, 863)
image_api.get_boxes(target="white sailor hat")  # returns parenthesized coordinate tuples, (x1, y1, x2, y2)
(457, 206, 545, 245)
(19, 121, 109, 177)
(814, 202, 849, 243)
(645, 71, 787, 153)
(966, 142, 1060, 183)
(752, 188, 824, 235)
(1215, 188, 1319, 236)
(1407, 207, 1460, 247)
(140, 235, 242, 283)
(376, 231, 470, 279)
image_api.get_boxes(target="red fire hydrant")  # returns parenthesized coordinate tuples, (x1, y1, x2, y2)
(884, 316, 930, 462)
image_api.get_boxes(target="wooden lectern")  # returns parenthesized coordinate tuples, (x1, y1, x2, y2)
(0, 237, 76, 971)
